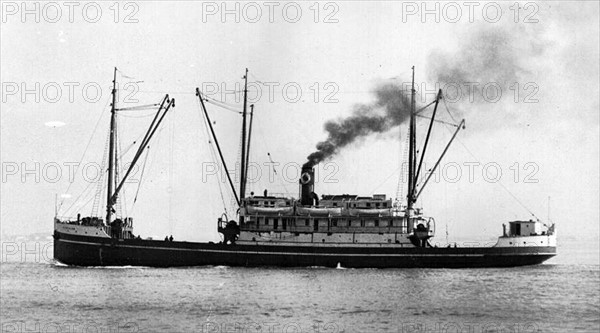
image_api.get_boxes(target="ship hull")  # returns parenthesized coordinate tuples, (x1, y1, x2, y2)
(54, 230, 556, 268)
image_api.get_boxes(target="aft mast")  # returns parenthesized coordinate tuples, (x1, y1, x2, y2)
(244, 104, 254, 193)
(106, 67, 117, 225)
(406, 66, 417, 221)
(240, 68, 249, 201)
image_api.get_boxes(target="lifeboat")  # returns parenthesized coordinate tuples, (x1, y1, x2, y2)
(245, 206, 294, 215)
(296, 206, 342, 216)
(347, 208, 392, 216)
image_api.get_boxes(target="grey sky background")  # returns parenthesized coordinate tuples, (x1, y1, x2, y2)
(1, 1, 598, 246)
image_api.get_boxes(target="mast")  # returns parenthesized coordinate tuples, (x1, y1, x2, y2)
(240, 68, 248, 201)
(406, 66, 417, 218)
(106, 67, 117, 225)
(244, 104, 254, 195)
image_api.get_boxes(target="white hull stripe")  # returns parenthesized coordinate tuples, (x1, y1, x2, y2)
(235, 241, 414, 248)
(57, 239, 555, 257)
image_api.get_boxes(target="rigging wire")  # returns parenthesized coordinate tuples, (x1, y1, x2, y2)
(370, 164, 403, 194)
(209, 131, 230, 216)
(116, 103, 160, 112)
(196, 95, 232, 215)
(396, 130, 411, 203)
(118, 111, 160, 119)
(203, 94, 242, 109)
(130, 125, 167, 215)
(118, 137, 142, 160)
(255, 109, 291, 196)
(234, 117, 244, 202)
(116, 68, 144, 83)
(266, 152, 292, 196)
(130, 147, 150, 211)
(115, 111, 129, 218)
(442, 97, 458, 124)
(168, 115, 175, 235)
(415, 114, 459, 127)
(116, 96, 167, 217)
(410, 95, 463, 202)
(114, 110, 122, 218)
(203, 96, 243, 114)
(59, 87, 171, 219)
(442, 124, 541, 221)
(410, 92, 459, 155)
(75, 188, 99, 217)
(61, 186, 99, 220)
(118, 99, 165, 159)
(91, 130, 110, 217)
(58, 96, 110, 213)
(62, 177, 97, 218)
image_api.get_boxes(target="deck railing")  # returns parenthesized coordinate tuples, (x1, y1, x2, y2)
(240, 218, 410, 234)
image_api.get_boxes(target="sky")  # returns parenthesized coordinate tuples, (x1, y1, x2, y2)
(1, 1, 598, 245)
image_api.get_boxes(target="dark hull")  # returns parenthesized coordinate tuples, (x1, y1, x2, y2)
(53, 231, 556, 268)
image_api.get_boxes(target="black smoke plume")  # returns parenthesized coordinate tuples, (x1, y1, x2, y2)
(427, 25, 547, 102)
(305, 26, 548, 168)
(304, 83, 410, 168)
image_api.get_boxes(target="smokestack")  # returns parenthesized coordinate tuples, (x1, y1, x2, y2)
(299, 165, 315, 206)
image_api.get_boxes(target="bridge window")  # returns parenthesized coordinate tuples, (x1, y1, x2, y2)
(374, 219, 379, 227)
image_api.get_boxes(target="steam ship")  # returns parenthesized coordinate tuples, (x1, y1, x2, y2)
(53, 68, 556, 268)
